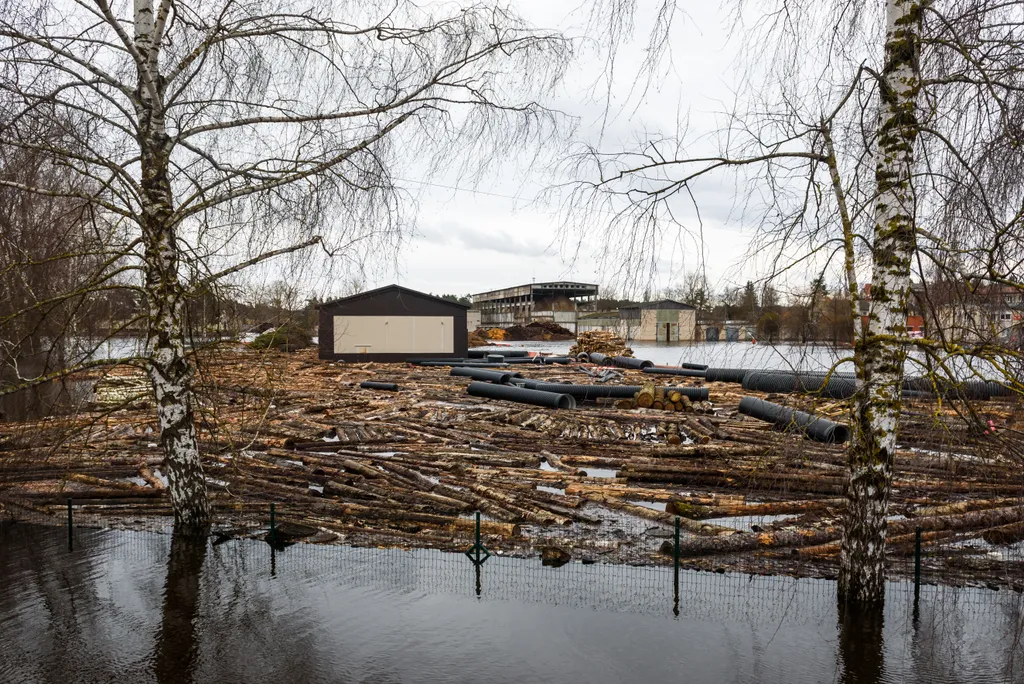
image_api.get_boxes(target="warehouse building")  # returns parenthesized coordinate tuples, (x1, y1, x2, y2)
(318, 285, 468, 362)
(471, 281, 599, 333)
(577, 299, 697, 342)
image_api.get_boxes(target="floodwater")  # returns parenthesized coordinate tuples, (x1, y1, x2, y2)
(488, 340, 855, 371)
(1, 524, 1022, 684)
(477, 340, 1017, 380)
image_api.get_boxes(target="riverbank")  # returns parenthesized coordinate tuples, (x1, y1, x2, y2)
(0, 343, 1021, 587)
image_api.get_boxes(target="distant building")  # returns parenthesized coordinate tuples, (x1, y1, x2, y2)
(466, 309, 481, 331)
(471, 281, 599, 333)
(578, 299, 698, 342)
(317, 285, 468, 362)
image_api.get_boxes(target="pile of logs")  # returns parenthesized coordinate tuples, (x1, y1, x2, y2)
(612, 382, 709, 414)
(0, 343, 1022, 586)
(569, 331, 633, 358)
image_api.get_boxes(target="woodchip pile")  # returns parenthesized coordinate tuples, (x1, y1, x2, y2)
(569, 331, 633, 358)
(1, 344, 1022, 586)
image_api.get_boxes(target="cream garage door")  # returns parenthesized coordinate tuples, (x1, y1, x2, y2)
(334, 316, 453, 354)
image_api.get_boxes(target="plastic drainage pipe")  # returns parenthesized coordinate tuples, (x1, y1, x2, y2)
(576, 352, 590, 362)
(704, 368, 750, 383)
(486, 354, 506, 364)
(643, 367, 706, 378)
(541, 356, 572, 365)
(360, 381, 399, 391)
(587, 352, 609, 366)
(903, 376, 993, 401)
(416, 361, 511, 368)
(467, 349, 531, 358)
(988, 381, 1018, 398)
(450, 367, 520, 384)
(532, 383, 645, 399)
(667, 387, 710, 401)
(738, 396, 850, 444)
(681, 362, 709, 371)
(467, 381, 576, 409)
(742, 371, 858, 400)
(612, 356, 655, 370)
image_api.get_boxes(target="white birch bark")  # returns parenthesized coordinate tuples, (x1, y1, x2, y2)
(134, 0, 210, 534)
(839, 0, 927, 604)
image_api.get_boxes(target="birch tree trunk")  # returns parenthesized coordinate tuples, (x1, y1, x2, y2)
(839, 0, 927, 605)
(134, 0, 211, 534)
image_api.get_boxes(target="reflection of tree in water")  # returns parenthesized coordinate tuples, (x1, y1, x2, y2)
(153, 533, 207, 684)
(838, 602, 884, 684)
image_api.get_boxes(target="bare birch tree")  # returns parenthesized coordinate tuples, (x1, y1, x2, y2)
(560, 0, 1024, 604)
(0, 0, 570, 534)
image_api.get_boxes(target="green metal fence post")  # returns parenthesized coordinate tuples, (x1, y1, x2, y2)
(270, 503, 277, 546)
(464, 510, 490, 566)
(914, 526, 922, 602)
(673, 516, 681, 616)
(67, 498, 73, 552)
(475, 510, 481, 562)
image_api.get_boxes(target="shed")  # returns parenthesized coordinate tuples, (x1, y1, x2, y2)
(618, 300, 697, 342)
(317, 285, 469, 362)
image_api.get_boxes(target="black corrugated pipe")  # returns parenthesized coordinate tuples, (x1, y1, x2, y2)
(486, 354, 505, 364)
(511, 378, 543, 389)
(467, 381, 576, 409)
(988, 381, 1018, 397)
(532, 383, 645, 399)
(741, 371, 858, 400)
(901, 390, 936, 399)
(415, 360, 509, 368)
(360, 381, 399, 391)
(542, 356, 572, 365)
(467, 349, 530, 358)
(502, 357, 539, 364)
(576, 352, 590, 362)
(587, 352, 609, 366)
(704, 368, 750, 383)
(667, 387, 710, 401)
(643, 367, 706, 378)
(903, 376, 993, 401)
(681, 362, 709, 371)
(738, 397, 850, 444)
(612, 356, 654, 370)
(450, 367, 521, 384)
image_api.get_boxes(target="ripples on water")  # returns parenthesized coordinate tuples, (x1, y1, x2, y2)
(1, 524, 1021, 684)
(479, 341, 1015, 380)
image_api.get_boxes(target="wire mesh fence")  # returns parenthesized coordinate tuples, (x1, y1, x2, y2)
(3, 492, 1022, 620)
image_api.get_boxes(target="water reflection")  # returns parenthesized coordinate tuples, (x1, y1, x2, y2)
(838, 602, 885, 684)
(153, 534, 207, 684)
(1, 524, 1022, 684)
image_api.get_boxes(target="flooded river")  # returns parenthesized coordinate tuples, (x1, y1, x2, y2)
(1, 524, 1021, 683)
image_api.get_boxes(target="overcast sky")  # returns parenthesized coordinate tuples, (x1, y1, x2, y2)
(360, 2, 758, 300)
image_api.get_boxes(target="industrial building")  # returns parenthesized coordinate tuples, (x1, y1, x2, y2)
(317, 285, 468, 362)
(471, 281, 599, 333)
(578, 299, 698, 342)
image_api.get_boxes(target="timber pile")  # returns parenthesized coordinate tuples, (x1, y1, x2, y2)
(570, 331, 633, 358)
(611, 382, 712, 415)
(0, 343, 1022, 586)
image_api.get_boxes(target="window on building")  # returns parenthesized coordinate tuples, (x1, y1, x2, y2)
(1001, 312, 1012, 320)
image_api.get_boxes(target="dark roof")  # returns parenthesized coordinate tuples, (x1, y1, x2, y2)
(619, 299, 696, 311)
(317, 284, 471, 310)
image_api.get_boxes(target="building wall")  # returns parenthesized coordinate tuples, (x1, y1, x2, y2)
(467, 310, 481, 330)
(332, 315, 454, 354)
(318, 288, 467, 362)
(577, 310, 697, 341)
